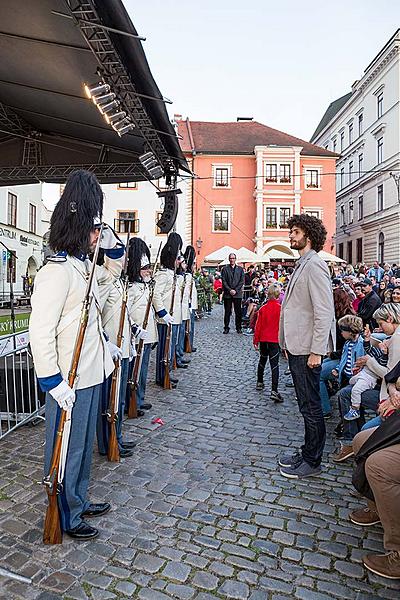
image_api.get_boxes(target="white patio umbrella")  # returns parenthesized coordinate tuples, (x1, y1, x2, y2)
(318, 250, 346, 264)
(204, 245, 238, 263)
(235, 247, 260, 264)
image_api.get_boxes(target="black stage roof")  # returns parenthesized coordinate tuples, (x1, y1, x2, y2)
(0, 0, 187, 186)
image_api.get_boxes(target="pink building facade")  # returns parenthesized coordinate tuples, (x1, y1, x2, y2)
(178, 118, 338, 265)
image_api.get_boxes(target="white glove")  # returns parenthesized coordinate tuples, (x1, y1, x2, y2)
(107, 340, 123, 361)
(49, 380, 75, 411)
(162, 313, 174, 325)
(100, 225, 121, 250)
(136, 328, 150, 342)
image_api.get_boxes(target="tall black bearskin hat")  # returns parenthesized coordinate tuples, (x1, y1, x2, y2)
(49, 170, 103, 255)
(160, 232, 182, 270)
(127, 237, 151, 282)
(184, 245, 196, 273)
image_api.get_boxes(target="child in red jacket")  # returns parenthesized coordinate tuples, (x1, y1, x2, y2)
(253, 285, 283, 403)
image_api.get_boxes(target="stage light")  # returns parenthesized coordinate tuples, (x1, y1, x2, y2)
(93, 92, 116, 106)
(99, 100, 119, 115)
(108, 111, 126, 124)
(116, 123, 135, 136)
(84, 82, 110, 99)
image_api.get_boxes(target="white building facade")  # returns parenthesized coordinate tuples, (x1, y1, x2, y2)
(311, 30, 400, 266)
(0, 184, 47, 297)
(102, 179, 191, 259)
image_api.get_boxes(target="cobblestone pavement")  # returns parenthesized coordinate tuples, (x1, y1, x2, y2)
(1, 306, 400, 600)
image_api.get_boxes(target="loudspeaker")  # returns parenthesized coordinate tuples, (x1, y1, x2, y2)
(156, 189, 181, 234)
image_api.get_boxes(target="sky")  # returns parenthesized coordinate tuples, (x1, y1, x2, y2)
(43, 0, 400, 206)
(125, 0, 400, 141)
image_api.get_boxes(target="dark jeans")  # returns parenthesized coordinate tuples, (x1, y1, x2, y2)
(258, 342, 280, 391)
(223, 296, 242, 331)
(338, 385, 380, 444)
(288, 352, 326, 468)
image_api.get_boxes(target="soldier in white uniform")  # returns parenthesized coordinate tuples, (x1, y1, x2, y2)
(176, 254, 192, 368)
(153, 232, 183, 387)
(29, 170, 115, 540)
(186, 246, 198, 352)
(127, 237, 157, 411)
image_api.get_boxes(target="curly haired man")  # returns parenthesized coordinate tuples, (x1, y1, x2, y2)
(278, 214, 336, 479)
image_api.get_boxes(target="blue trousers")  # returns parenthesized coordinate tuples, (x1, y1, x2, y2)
(288, 353, 326, 468)
(319, 358, 340, 416)
(134, 343, 152, 408)
(156, 323, 167, 385)
(97, 358, 129, 454)
(170, 324, 179, 371)
(190, 310, 195, 348)
(338, 385, 380, 444)
(44, 384, 101, 531)
(176, 320, 188, 365)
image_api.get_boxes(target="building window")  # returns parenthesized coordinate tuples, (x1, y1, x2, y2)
(7, 192, 17, 227)
(377, 184, 384, 211)
(305, 169, 320, 189)
(340, 167, 345, 189)
(29, 203, 36, 234)
(338, 243, 344, 259)
(155, 211, 166, 235)
(7, 252, 16, 284)
(333, 138, 337, 153)
(340, 205, 345, 226)
(279, 164, 291, 183)
(349, 200, 354, 224)
(214, 167, 230, 187)
(116, 210, 138, 233)
(378, 232, 385, 264)
(347, 240, 353, 265)
(213, 208, 230, 232)
(280, 207, 291, 228)
(377, 137, 383, 164)
(265, 207, 277, 228)
(348, 122, 353, 145)
(304, 209, 321, 218)
(377, 92, 383, 118)
(265, 164, 278, 183)
(358, 195, 363, 220)
(340, 131, 344, 152)
(349, 161, 354, 183)
(356, 238, 363, 263)
(358, 113, 363, 136)
(118, 182, 138, 190)
(358, 153, 363, 178)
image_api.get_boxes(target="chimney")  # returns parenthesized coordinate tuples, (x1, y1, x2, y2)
(237, 117, 253, 122)
(173, 114, 183, 121)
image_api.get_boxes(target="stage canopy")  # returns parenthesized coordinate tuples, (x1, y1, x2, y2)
(0, 0, 188, 186)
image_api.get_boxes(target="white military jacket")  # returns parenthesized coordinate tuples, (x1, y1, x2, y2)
(101, 278, 131, 359)
(191, 277, 198, 310)
(29, 255, 114, 391)
(127, 281, 158, 344)
(181, 273, 192, 321)
(153, 268, 184, 325)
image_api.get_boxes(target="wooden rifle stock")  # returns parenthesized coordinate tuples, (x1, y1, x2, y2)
(163, 267, 177, 389)
(128, 242, 162, 417)
(43, 225, 104, 545)
(107, 228, 132, 461)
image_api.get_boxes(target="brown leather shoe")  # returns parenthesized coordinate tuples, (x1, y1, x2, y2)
(363, 550, 400, 579)
(349, 507, 381, 526)
(332, 444, 354, 462)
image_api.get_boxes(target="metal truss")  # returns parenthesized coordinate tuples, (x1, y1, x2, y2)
(0, 102, 43, 166)
(0, 162, 146, 183)
(65, 0, 176, 176)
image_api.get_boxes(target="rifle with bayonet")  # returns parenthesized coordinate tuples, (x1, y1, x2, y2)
(42, 224, 104, 545)
(107, 227, 131, 462)
(163, 266, 177, 389)
(184, 275, 193, 353)
(128, 242, 162, 418)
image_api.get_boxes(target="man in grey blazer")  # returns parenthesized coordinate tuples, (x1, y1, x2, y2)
(278, 214, 335, 479)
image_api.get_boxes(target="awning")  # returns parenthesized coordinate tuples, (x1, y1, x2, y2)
(204, 245, 238, 263)
(0, 0, 188, 186)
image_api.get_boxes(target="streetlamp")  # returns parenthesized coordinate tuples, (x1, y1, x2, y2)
(390, 172, 400, 203)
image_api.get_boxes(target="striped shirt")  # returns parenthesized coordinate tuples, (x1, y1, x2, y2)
(343, 341, 356, 377)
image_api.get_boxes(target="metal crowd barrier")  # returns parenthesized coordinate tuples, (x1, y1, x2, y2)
(0, 332, 45, 440)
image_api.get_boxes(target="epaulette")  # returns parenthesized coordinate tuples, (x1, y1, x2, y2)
(47, 251, 67, 263)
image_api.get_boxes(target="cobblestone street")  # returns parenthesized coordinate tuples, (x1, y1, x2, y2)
(1, 306, 399, 600)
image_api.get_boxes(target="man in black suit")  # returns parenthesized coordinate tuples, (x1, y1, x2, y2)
(221, 253, 245, 333)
